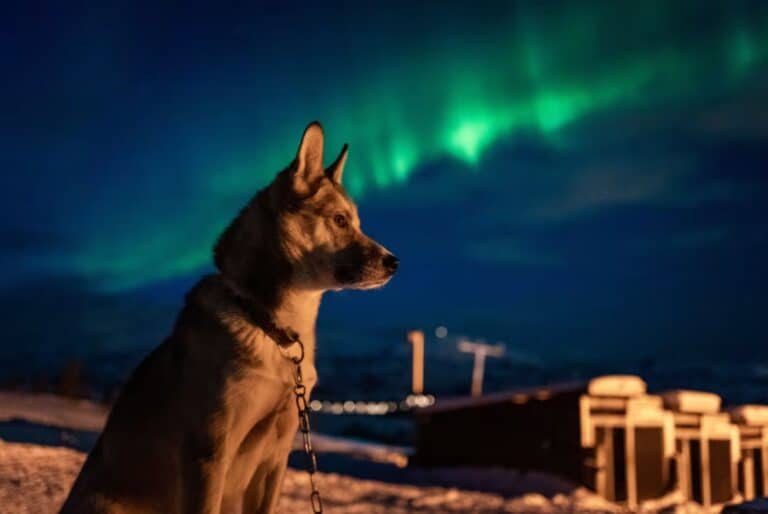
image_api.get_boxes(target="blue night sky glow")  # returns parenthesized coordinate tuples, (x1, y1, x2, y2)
(1, 2, 768, 400)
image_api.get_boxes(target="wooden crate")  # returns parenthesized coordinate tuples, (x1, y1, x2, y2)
(662, 390, 740, 510)
(729, 405, 768, 500)
(580, 375, 675, 508)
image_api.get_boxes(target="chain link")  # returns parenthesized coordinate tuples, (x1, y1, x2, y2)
(290, 340, 323, 514)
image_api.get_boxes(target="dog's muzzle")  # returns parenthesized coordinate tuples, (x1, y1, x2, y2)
(382, 253, 399, 274)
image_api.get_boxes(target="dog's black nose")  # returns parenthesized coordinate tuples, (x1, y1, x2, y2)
(382, 254, 399, 272)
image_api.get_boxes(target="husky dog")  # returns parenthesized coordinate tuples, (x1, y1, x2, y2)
(61, 122, 399, 514)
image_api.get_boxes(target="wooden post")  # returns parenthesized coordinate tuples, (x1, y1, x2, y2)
(596, 427, 612, 500)
(457, 339, 505, 397)
(763, 442, 768, 498)
(680, 439, 691, 500)
(701, 432, 711, 508)
(470, 348, 486, 397)
(758, 442, 768, 496)
(625, 417, 637, 509)
(743, 451, 755, 500)
(407, 330, 424, 395)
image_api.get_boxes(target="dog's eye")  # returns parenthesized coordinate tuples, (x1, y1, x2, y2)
(333, 214, 349, 229)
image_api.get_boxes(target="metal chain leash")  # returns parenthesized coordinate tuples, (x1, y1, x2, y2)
(289, 338, 323, 514)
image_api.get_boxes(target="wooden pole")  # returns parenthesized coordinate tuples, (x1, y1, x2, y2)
(470, 348, 486, 397)
(743, 451, 755, 500)
(762, 440, 768, 500)
(681, 439, 692, 500)
(625, 416, 637, 509)
(701, 431, 711, 508)
(457, 339, 505, 397)
(407, 330, 424, 394)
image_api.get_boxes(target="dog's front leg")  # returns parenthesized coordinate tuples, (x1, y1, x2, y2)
(242, 408, 298, 514)
(181, 433, 229, 514)
(242, 452, 291, 514)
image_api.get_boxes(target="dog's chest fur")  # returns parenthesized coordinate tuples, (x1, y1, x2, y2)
(189, 275, 319, 508)
(218, 370, 297, 506)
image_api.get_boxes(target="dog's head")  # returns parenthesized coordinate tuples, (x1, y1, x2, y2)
(278, 123, 398, 291)
(215, 122, 398, 296)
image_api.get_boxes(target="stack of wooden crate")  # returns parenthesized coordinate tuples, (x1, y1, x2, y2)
(661, 390, 741, 510)
(729, 404, 768, 501)
(412, 374, 766, 510)
(579, 375, 675, 508)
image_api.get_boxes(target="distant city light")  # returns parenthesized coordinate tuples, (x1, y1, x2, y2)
(307, 395, 436, 416)
(405, 394, 436, 408)
(435, 326, 448, 338)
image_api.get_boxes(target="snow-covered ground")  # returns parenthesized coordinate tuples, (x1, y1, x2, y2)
(0, 391, 107, 432)
(0, 439, 635, 514)
(0, 392, 720, 513)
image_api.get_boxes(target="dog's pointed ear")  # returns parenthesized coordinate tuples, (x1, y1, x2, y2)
(293, 122, 325, 190)
(326, 144, 348, 184)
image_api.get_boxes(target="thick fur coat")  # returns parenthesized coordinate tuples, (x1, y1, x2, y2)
(60, 123, 398, 514)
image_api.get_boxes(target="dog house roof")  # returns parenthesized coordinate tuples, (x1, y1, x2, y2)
(729, 404, 768, 426)
(662, 389, 721, 414)
(587, 374, 646, 397)
(414, 381, 586, 414)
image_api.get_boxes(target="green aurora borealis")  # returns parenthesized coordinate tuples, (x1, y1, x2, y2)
(6, 1, 768, 397)
(6, 2, 768, 291)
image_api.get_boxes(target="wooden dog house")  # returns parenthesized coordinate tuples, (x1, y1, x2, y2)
(729, 404, 768, 500)
(413, 381, 587, 480)
(579, 375, 675, 508)
(413, 375, 675, 507)
(662, 390, 740, 509)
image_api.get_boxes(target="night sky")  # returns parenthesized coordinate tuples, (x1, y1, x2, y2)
(2, 2, 768, 399)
